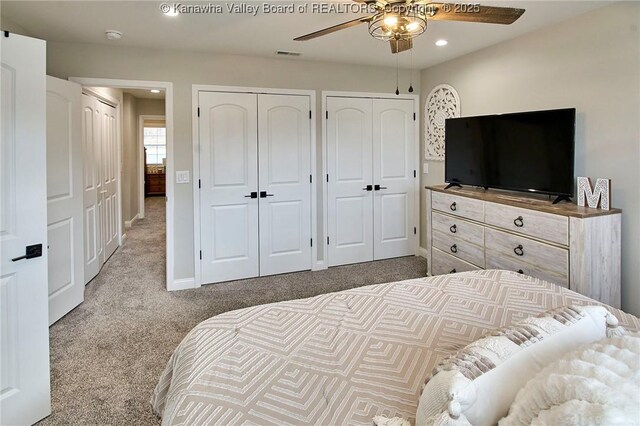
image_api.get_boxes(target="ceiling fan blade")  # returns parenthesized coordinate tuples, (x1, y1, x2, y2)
(419, 3, 525, 25)
(390, 39, 413, 54)
(294, 15, 375, 41)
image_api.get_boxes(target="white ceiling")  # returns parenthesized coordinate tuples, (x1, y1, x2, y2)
(123, 88, 166, 100)
(2, 0, 609, 69)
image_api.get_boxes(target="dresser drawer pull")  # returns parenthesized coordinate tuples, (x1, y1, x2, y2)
(449, 224, 457, 234)
(450, 268, 457, 274)
(517, 269, 524, 274)
(450, 244, 458, 254)
(514, 245, 524, 256)
(514, 216, 524, 227)
(450, 202, 457, 211)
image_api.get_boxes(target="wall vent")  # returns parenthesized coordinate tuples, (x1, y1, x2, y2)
(276, 50, 302, 57)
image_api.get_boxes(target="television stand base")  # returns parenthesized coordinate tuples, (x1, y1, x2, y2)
(444, 183, 462, 190)
(552, 195, 572, 205)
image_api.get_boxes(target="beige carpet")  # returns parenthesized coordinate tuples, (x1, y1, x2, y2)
(38, 197, 427, 425)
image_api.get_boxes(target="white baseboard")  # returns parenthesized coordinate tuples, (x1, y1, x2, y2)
(312, 260, 328, 271)
(418, 247, 429, 259)
(169, 277, 195, 291)
(124, 214, 139, 229)
(121, 233, 127, 243)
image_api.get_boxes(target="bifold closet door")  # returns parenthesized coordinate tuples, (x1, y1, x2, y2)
(327, 97, 374, 267)
(258, 94, 312, 276)
(372, 99, 415, 259)
(199, 92, 259, 283)
(82, 94, 102, 283)
(101, 103, 119, 261)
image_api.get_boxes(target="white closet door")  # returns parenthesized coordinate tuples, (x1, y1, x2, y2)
(46, 76, 84, 325)
(0, 33, 51, 426)
(258, 94, 311, 276)
(82, 94, 101, 283)
(372, 99, 416, 259)
(101, 103, 119, 261)
(199, 92, 259, 284)
(327, 97, 374, 267)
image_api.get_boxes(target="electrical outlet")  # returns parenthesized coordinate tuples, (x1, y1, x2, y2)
(176, 171, 190, 184)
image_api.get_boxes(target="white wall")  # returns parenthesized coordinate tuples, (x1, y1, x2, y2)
(420, 2, 640, 315)
(45, 42, 417, 283)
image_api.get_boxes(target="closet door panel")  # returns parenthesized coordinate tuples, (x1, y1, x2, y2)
(327, 97, 374, 267)
(81, 95, 100, 283)
(101, 104, 118, 261)
(373, 99, 415, 259)
(199, 92, 259, 284)
(258, 94, 312, 276)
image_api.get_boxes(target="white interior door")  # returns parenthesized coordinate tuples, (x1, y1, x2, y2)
(199, 92, 259, 284)
(327, 97, 374, 267)
(373, 98, 416, 260)
(0, 33, 51, 426)
(258, 94, 312, 276)
(101, 103, 118, 261)
(82, 94, 101, 283)
(46, 76, 84, 325)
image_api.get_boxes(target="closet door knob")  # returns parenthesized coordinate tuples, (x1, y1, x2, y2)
(450, 244, 458, 254)
(449, 224, 457, 234)
(260, 191, 274, 198)
(450, 202, 457, 211)
(244, 192, 258, 199)
(374, 185, 388, 191)
(514, 245, 524, 256)
(514, 216, 524, 227)
(362, 185, 373, 191)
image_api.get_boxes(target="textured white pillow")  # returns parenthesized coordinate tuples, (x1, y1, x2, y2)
(500, 333, 639, 426)
(416, 305, 626, 426)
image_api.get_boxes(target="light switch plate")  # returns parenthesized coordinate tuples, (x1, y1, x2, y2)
(176, 170, 190, 184)
(423, 162, 429, 174)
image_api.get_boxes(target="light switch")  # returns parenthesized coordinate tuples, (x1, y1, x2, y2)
(176, 171, 190, 184)
(423, 162, 429, 174)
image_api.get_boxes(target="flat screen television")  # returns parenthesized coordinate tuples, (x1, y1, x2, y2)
(444, 108, 576, 200)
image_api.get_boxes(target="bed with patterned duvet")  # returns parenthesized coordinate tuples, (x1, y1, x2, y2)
(151, 270, 639, 425)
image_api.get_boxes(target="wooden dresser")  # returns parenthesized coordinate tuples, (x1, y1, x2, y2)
(145, 172, 165, 196)
(425, 185, 622, 308)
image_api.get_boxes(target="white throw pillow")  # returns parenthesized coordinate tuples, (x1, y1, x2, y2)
(500, 333, 639, 426)
(415, 305, 626, 426)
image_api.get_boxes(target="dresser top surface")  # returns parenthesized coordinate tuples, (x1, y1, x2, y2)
(426, 185, 621, 218)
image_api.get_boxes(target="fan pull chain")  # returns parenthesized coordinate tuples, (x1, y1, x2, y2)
(408, 46, 414, 93)
(395, 51, 400, 96)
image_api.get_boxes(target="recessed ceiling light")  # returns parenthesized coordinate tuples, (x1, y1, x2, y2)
(105, 30, 122, 41)
(435, 39, 448, 47)
(150, 89, 161, 94)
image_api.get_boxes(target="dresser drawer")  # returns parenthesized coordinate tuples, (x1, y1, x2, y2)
(484, 202, 568, 246)
(433, 230, 485, 268)
(485, 253, 568, 287)
(432, 192, 484, 222)
(485, 228, 568, 280)
(432, 211, 484, 247)
(432, 248, 480, 276)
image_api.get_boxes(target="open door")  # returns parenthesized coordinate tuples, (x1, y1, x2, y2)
(46, 76, 84, 325)
(0, 33, 52, 425)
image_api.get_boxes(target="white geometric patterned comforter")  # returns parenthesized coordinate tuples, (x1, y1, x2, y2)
(151, 270, 639, 425)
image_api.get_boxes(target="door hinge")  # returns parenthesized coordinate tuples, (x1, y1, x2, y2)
(414, 227, 417, 235)
(199, 250, 202, 260)
(310, 174, 312, 183)
(413, 112, 416, 120)
(326, 174, 329, 182)
(197, 107, 200, 117)
(165, 196, 168, 202)
(198, 179, 201, 189)
(327, 237, 330, 245)
(3, 31, 9, 38)
(309, 110, 312, 119)
(414, 169, 416, 178)
(326, 111, 328, 120)
(310, 238, 313, 247)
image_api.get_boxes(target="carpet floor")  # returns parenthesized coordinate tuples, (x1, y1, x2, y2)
(38, 197, 427, 425)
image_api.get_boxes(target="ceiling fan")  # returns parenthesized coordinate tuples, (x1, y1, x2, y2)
(294, 1, 525, 54)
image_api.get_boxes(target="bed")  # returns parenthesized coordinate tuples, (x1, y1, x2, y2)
(151, 270, 639, 425)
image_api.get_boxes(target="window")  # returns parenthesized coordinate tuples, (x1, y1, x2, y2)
(144, 126, 166, 165)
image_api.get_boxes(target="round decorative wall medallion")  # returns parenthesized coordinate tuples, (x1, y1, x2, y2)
(425, 84, 460, 161)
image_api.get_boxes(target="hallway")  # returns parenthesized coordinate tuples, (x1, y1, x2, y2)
(40, 197, 427, 425)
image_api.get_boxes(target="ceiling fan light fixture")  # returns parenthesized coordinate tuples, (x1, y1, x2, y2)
(369, 12, 426, 42)
(383, 15, 398, 27)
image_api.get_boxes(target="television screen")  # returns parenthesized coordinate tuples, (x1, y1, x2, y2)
(444, 108, 576, 197)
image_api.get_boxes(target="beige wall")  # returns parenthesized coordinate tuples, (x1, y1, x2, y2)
(137, 98, 165, 117)
(122, 93, 138, 224)
(45, 42, 417, 282)
(419, 2, 640, 315)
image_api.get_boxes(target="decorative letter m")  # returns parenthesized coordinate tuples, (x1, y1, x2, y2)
(577, 177, 610, 210)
